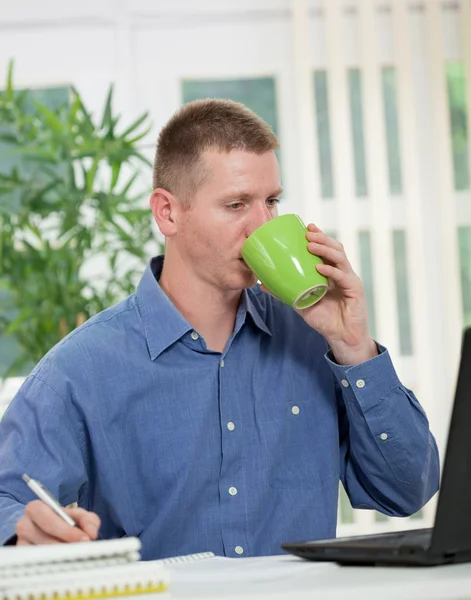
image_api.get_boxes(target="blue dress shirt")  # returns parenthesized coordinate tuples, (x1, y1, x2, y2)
(0, 256, 439, 558)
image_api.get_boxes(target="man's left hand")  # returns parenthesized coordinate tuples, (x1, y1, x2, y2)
(299, 223, 378, 365)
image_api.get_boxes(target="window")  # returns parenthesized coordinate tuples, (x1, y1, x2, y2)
(382, 67, 403, 196)
(348, 69, 368, 197)
(313, 71, 335, 198)
(458, 226, 471, 328)
(182, 77, 278, 140)
(393, 230, 413, 355)
(358, 230, 377, 340)
(446, 62, 469, 191)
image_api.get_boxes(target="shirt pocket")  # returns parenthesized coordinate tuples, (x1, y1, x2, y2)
(255, 395, 339, 490)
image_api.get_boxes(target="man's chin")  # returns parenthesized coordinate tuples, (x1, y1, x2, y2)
(241, 275, 258, 290)
(231, 263, 257, 289)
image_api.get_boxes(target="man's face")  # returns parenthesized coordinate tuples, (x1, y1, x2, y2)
(173, 149, 282, 291)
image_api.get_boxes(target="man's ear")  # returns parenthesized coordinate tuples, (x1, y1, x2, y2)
(150, 188, 179, 237)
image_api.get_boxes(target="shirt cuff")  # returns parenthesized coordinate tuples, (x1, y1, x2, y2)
(325, 343, 402, 410)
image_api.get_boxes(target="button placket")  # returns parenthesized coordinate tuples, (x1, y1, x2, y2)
(218, 347, 248, 560)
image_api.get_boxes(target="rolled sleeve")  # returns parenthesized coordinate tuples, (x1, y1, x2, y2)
(326, 344, 402, 409)
(325, 344, 440, 516)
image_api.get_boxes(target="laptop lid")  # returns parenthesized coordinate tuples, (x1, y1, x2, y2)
(430, 327, 471, 555)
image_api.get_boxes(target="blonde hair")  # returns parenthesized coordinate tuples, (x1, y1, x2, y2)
(153, 99, 279, 203)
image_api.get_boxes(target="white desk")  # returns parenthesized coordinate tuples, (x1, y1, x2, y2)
(167, 554, 471, 599)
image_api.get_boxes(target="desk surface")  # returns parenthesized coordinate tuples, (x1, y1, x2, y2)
(166, 554, 471, 599)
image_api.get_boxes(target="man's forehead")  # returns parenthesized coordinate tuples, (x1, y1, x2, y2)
(197, 148, 281, 192)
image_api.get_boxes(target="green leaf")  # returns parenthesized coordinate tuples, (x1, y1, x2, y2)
(133, 151, 152, 167)
(120, 172, 139, 196)
(126, 126, 152, 145)
(9, 146, 59, 163)
(33, 101, 63, 134)
(120, 112, 149, 139)
(0, 132, 19, 144)
(6, 59, 14, 100)
(100, 85, 114, 130)
(85, 156, 100, 195)
(110, 162, 121, 190)
(70, 86, 95, 134)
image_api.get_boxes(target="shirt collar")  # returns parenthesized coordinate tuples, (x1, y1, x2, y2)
(242, 288, 272, 337)
(136, 256, 272, 360)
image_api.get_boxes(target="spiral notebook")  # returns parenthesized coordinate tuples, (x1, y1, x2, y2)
(0, 537, 214, 600)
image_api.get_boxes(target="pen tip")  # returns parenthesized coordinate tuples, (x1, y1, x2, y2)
(22, 473, 30, 483)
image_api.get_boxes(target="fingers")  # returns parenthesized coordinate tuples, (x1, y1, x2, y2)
(69, 507, 101, 540)
(16, 512, 68, 545)
(306, 225, 351, 271)
(307, 223, 343, 251)
(16, 500, 98, 545)
(315, 262, 357, 294)
(26, 501, 90, 543)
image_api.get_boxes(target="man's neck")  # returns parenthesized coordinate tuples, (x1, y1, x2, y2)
(158, 254, 242, 353)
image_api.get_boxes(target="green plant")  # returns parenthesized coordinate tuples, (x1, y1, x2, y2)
(0, 61, 158, 377)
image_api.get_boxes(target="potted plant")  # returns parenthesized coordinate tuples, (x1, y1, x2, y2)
(0, 61, 158, 378)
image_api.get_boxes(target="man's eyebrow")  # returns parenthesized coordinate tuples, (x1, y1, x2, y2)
(270, 187, 284, 197)
(220, 187, 284, 202)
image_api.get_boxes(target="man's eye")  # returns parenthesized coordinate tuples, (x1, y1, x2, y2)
(229, 202, 243, 210)
(267, 198, 280, 206)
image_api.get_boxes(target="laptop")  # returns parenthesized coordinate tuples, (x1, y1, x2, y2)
(282, 327, 471, 566)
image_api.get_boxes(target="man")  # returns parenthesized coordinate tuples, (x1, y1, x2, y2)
(0, 99, 439, 558)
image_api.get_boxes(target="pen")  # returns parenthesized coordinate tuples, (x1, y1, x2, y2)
(22, 473, 77, 528)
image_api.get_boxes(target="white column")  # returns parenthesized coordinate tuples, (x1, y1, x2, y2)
(358, 0, 400, 357)
(324, 0, 360, 272)
(462, 0, 471, 201)
(291, 0, 322, 224)
(113, 0, 136, 124)
(426, 1, 464, 430)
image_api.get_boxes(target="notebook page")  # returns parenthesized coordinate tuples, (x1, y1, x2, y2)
(0, 561, 169, 594)
(0, 537, 141, 578)
(165, 554, 337, 584)
(158, 551, 214, 565)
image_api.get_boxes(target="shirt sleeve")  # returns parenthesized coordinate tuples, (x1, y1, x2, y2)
(325, 344, 440, 516)
(0, 372, 88, 545)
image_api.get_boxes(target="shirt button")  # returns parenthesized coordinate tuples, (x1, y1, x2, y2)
(291, 406, 300, 415)
(229, 486, 238, 496)
(341, 379, 349, 388)
(190, 331, 199, 340)
(227, 422, 235, 431)
(380, 433, 388, 440)
(235, 546, 244, 555)
(220, 359, 225, 368)
(356, 379, 365, 388)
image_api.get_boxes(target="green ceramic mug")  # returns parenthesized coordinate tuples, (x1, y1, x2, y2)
(241, 213, 328, 309)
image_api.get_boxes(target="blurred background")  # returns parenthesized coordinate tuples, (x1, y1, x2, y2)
(0, 0, 470, 537)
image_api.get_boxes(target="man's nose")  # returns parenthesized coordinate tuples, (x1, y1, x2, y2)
(245, 204, 273, 237)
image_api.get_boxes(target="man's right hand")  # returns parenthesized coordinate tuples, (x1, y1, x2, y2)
(15, 500, 101, 545)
